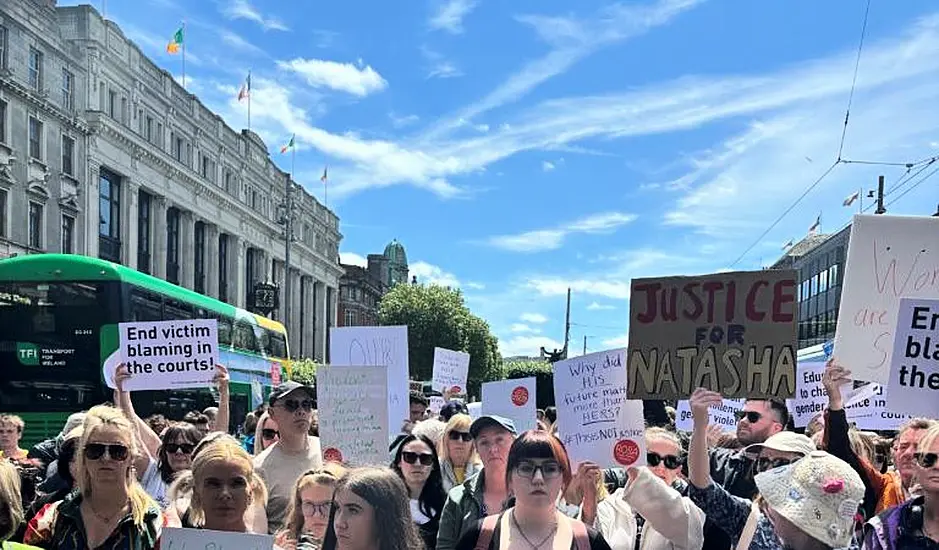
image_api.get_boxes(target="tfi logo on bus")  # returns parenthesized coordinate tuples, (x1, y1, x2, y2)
(16, 343, 39, 366)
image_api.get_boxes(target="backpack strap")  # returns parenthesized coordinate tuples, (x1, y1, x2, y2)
(475, 514, 500, 550)
(569, 516, 590, 550)
(735, 501, 760, 550)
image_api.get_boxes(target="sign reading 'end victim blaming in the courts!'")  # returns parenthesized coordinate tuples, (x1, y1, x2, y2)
(117, 319, 219, 391)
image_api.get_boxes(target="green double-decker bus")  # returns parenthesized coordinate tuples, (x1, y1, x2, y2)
(0, 254, 291, 447)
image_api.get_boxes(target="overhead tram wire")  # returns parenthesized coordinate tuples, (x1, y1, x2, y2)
(731, 0, 875, 269)
(885, 162, 939, 207)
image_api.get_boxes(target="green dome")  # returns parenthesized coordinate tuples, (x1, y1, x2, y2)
(384, 239, 408, 265)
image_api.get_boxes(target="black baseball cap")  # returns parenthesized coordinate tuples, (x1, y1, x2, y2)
(269, 381, 314, 406)
(440, 401, 469, 421)
(470, 415, 518, 438)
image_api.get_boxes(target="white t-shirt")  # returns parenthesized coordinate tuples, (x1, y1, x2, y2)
(253, 437, 323, 534)
(410, 498, 432, 525)
(139, 458, 168, 508)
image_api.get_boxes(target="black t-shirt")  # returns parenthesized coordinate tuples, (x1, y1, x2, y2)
(455, 514, 612, 550)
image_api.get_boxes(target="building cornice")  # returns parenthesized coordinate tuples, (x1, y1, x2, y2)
(0, 73, 90, 134)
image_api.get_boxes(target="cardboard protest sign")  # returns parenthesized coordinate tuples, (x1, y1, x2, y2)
(162, 527, 273, 550)
(330, 326, 409, 435)
(675, 398, 743, 433)
(553, 349, 646, 468)
(467, 402, 482, 420)
(317, 365, 390, 466)
(885, 299, 939, 418)
(627, 270, 799, 399)
(482, 377, 537, 433)
(113, 319, 218, 391)
(432, 347, 470, 394)
(833, 215, 939, 384)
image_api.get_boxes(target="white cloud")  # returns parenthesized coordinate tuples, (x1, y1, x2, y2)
(422, 46, 464, 80)
(389, 112, 420, 128)
(340, 252, 367, 267)
(542, 161, 555, 172)
(221, 0, 289, 31)
(519, 313, 548, 324)
(429, 0, 478, 34)
(485, 212, 636, 252)
(277, 58, 388, 97)
(510, 323, 540, 334)
(602, 334, 630, 348)
(587, 302, 615, 311)
(527, 278, 633, 300)
(465, 281, 486, 290)
(219, 30, 264, 55)
(499, 335, 562, 358)
(411, 261, 460, 288)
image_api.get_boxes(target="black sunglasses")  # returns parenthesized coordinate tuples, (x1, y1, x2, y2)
(915, 452, 938, 469)
(262, 428, 280, 440)
(647, 452, 683, 470)
(448, 431, 472, 442)
(280, 399, 314, 413)
(164, 443, 194, 455)
(84, 443, 129, 461)
(735, 411, 762, 423)
(756, 456, 798, 473)
(401, 451, 434, 466)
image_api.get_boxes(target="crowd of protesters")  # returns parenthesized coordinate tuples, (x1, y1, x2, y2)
(0, 359, 938, 550)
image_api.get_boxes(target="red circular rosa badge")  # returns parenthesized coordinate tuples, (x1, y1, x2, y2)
(323, 447, 343, 463)
(612, 439, 640, 466)
(511, 386, 529, 407)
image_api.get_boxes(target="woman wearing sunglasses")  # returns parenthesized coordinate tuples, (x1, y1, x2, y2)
(254, 412, 280, 455)
(25, 405, 164, 550)
(392, 435, 446, 549)
(865, 424, 939, 549)
(439, 414, 481, 493)
(456, 430, 612, 550)
(571, 428, 705, 550)
(276, 463, 347, 550)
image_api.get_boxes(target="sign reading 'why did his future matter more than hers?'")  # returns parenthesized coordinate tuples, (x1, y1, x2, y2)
(317, 365, 390, 466)
(432, 347, 470, 394)
(886, 299, 939, 418)
(115, 319, 218, 391)
(627, 269, 799, 400)
(553, 349, 646, 469)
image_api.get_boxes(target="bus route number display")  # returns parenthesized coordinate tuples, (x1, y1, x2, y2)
(117, 319, 219, 391)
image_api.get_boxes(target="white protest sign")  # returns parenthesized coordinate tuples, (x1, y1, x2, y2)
(162, 527, 273, 550)
(553, 349, 646, 468)
(317, 365, 390, 466)
(833, 215, 939, 383)
(330, 326, 409, 437)
(432, 347, 470, 394)
(114, 319, 218, 391)
(467, 402, 482, 420)
(790, 362, 828, 427)
(429, 395, 445, 415)
(886, 299, 939, 418)
(675, 399, 743, 433)
(482, 377, 537, 433)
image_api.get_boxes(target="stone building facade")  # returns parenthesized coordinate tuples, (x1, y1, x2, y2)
(0, 0, 342, 360)
(338, 240, 410, 327)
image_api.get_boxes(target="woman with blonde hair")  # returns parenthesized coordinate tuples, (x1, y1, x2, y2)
(0, 460, 42, 549)
(276, 463, 347, 550)
(187, 439, 268, 534)
(438, 414, 480, 492)
(255, 411, 280, 455)
(24, 405, 164, 549)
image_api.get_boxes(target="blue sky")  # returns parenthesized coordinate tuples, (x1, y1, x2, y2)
(73, 0, 939, 357)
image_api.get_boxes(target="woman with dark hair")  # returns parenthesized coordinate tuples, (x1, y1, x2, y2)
(455, 430, 612, 550)
(24, 428, 83, 522)
(391, 435, 446, 548)
(323, 467, 424, 550)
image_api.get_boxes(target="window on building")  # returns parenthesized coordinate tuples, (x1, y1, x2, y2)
(61, 214, 74, 253)
(0, 188, 7, 238)
(819, 269, 828, 293)
(61, 69, 73, 110)
(137, 191, 151, 274)
(0, 100, 6, 144)
(61, 135, 74, 176)
(223, 171, 232, 193)
(194, 221, 206, 294)
(98, 169, 121, 262)
(166, 207, 180, 284)
(28, 202, 43, 249)
(145, 115, 153, 142)
(218, 233, 229, 302)
(121, 97, 127, 125)
(108, 89, 117, 118)
(28, 48, 43, 90)
(201, 156, 209, 178)
(828, 264, 839, 288)
(28, 117, 43, 161)
(344, 309, 356, 326)
(0, 26, 7, 69)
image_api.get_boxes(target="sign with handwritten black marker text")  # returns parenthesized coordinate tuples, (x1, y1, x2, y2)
(162, 527, 273, 550)
(317, 365, 390, 465)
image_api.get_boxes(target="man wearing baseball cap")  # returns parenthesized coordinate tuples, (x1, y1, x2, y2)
(437, 415, 517, 550)
(254, 381, 323, 533)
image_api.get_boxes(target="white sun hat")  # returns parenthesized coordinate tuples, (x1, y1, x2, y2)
(755, 450, 864, 548)
(744, 430, 816, 456)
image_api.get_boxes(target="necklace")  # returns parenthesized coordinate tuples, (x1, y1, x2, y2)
(510, 510, 558, 549)
(87, 500, 127, 524)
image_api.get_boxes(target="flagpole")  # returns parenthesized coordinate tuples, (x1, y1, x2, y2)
(324, 168, 328, 209)
(181, 21, 186, 89)
(857, 187, 862, 215)
(247, 70, 252, 131)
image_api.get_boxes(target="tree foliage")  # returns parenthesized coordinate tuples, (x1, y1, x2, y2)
(288, 358, 318, 386)
(379, 283, 502, 396)
(504, 359, 555, 409)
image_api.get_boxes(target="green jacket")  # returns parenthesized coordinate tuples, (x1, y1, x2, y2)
(436, 469, 489, 550)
